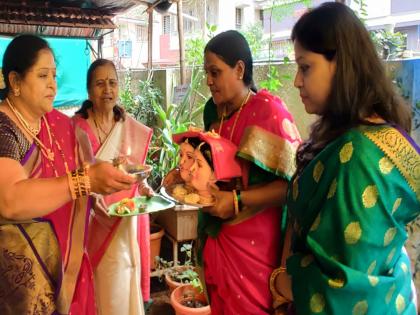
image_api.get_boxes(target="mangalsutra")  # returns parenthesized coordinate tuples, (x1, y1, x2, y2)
(92, 108, 114, 144)
(6, 97, 69, 176)
(93, 117, 104, 144)
(218, 89, 252, 140)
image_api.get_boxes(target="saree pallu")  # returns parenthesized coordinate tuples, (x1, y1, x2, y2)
(73, 114, 152, 315)
(287, 124, 420, 315)
(0, 109, 94, 315)
(202, 90, 301, 314)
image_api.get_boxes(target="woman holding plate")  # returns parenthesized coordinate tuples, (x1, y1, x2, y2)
(72, 59, 153, 315)
(0, 35, 137, 315)
(199, 30, 302, 314)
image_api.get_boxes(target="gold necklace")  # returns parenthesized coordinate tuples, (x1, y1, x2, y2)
(42, 116, 70, 175)
(6, 97, 69, 176)
(218, 89, 252, 140)
(6, 98, 41, 134)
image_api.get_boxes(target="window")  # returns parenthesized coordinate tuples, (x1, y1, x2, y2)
(235, 8, 243, 29)
(136, 24, 147, 42)
(255, 9, 264, 26)
(163, 15, 171, 34)
(118, 24, 129, 40)
(184, 9, 195, 33)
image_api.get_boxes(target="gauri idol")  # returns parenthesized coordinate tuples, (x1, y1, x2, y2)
(172, 130, 242, 205)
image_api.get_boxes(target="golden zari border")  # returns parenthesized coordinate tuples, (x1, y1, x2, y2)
(363, 126, 420, 200)
(238, 125, 297, 180)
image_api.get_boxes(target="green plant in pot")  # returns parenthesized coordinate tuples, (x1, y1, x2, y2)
(155, 243, 200, 293)
(170, 282, 210, 314)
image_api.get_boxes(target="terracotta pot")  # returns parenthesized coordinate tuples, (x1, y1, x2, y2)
(150, 223, 164, 270)
(170, 284, 211, 315)
(165, 266, 195, 293)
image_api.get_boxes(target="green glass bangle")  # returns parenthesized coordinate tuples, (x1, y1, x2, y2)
(236, 190, 242, 211)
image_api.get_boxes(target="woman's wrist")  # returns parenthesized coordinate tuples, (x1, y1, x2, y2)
(270, 267, 293, 308)
(236, 189, 243, 210)
(67, 163, 91, 200)
(232, 189, 239, 216)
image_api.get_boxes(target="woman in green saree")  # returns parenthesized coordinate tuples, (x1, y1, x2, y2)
(270, 3, 419, 314)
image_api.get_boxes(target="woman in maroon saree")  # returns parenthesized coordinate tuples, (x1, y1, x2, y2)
(0, 35, 136, 315)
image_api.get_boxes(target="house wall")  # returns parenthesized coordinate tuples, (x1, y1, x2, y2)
(391, 0, 420, 13)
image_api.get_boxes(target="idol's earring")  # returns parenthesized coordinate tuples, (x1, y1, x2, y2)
(239, 76, 243, 80)
(13, 89, 20, 97)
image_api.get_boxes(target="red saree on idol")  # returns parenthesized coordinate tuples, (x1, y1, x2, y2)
(72, 114, 152, 315)
(201, 90, 301, 314)
(0, 110, 95, 315)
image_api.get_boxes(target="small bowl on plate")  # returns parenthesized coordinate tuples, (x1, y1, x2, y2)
(121, 164, 152, 181)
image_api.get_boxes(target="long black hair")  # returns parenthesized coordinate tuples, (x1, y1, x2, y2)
(75, 58, 125, 121)
(292, 2, 411, 174)
(204, 30, 257, 92)
(0, 34, 53, 100)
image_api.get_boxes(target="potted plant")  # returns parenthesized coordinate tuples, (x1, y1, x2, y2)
(170, 282, 210, 315)
(155, 243, 199, 293)
(166, 265, 199, 293)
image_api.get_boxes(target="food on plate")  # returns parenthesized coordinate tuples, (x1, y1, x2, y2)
(172, 184, 188, 200)
(184, 193, 200, 204)
(199, 195, 215, 205)
(115, 198, 146, 215)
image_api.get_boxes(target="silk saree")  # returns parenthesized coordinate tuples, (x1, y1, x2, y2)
(287, 124, 419, 315)
(72, 114, 152, 315)
(202, 90, 301, 314)
(0, 110, 94, 315)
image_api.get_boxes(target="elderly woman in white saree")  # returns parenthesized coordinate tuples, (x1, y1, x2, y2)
(72, 59, 153, 315)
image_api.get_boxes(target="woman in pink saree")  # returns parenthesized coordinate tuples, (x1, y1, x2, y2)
(0, 35, 136, 315)
(72, 59, 153, 315)
(200, 30, 301, 314)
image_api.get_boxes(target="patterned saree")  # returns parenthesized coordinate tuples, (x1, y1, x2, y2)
(287, 124, 420, 314)
(72, 114, 152, 315)
(201, 90, 301, 314)
(0, 110, 94, 315)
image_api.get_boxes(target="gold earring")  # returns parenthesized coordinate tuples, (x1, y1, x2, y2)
(13, 89, 20, 96)
(239, 76, 243, 80)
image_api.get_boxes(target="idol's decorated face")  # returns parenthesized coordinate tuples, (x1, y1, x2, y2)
(179, 141, 195, 183)
(190, 143, 215, 197)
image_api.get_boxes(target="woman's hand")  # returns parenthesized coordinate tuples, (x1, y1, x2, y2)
(89, 161, 136, 195)
(201, 183, 235, 219)
(275, 270, 293, 301)
(138, 179, 155, 197)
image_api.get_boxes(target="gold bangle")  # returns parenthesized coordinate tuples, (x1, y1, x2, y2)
(83, 163, 91, 195)
(232, 189, 239, 216)
(71, 170, 80, 199)
(269, 267, 291, 309)
(75, 171, 83, 198)
(68, 165, 92, 199)
(77, 164, 91, 196)
(67, 171, 77, 200)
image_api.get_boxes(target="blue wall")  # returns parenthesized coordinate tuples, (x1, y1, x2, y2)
(0, 36, 89, 107)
